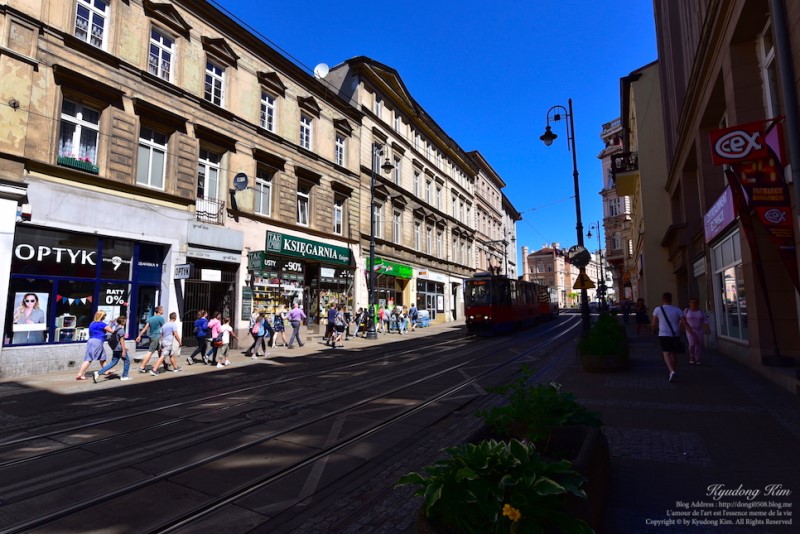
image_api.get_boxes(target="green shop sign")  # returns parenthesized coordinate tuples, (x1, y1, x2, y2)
(266, 231, 351, 266)
(372, 257, 413, 279)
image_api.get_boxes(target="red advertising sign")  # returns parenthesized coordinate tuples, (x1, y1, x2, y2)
(709, 118, 784, 166)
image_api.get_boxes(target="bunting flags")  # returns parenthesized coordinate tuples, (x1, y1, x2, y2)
(55, 295, 93, 305)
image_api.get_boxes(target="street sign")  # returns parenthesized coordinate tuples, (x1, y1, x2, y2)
(567, 245, 591, 268)
(573, 268, 595, 290)
(174, 263, 192, 279)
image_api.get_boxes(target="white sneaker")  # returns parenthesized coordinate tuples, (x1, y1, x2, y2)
(173, 367, 183, 373)
(224, 361, 231, 366)
(120, 376, 132, 381)
(264, 352, 271, 358)
(216, 363, 225, 368)
(252, 355, 257, 360)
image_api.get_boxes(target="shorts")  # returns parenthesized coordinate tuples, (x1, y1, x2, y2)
(160, 339, 175, 356)
(148, 337, 160, 352)
(335, 324, 345, 333)
(659, 336, 683, 353)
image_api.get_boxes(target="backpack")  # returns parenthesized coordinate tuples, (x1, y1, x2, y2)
(334, 312, 345, 327)
(107, 327, 121, 350)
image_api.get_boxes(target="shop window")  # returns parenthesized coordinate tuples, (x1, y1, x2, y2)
(261, 91, 276, 132)
(54, 280, 95, 341)
(74, 0, 109, 50)
(58, 99, 100, 171)
(148, 28, 174, 81)
(204, 60, 225, 106)
(6, 279, 53, 345)
(100, 238, 134, 279)
(12, 226, 98, 278)
(713, 231, 747, 341)
(98, 282, 131, 326)
(137, 126, 167, 190)
(255, 168, 273, 216)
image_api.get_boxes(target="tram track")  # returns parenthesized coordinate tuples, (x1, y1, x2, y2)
(0, 317, 579, 533)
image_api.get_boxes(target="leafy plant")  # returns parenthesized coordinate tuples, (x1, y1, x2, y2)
(478, 367, 601, 444)
(397, 439, 592, 534)
(577, 313, 628, 357)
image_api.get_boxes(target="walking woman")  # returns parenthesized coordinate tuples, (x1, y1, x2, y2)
(272, 306, 288, 348)
(205, 312, 222, 365)
(247, 312, 271, 358)
(93, 316, 131, 382)
(76, 311, 114, 380)
(187, 310, 209, 365)
(682, 297, 709, 365)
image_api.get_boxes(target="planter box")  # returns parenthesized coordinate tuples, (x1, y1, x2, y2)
(57, 156, 99, 174)
(579, 350, 629, 372)
(457, 424, 610, 533)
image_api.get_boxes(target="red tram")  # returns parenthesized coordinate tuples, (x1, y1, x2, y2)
(464, 272, 558, 335)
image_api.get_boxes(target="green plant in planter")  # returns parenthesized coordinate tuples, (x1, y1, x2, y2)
(397, 439, 593, 534)
(577, 313, 628, 357)
(478, 367, 601, 444)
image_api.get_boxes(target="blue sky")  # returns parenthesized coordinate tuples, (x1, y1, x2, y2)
(215, 0, 657, 257)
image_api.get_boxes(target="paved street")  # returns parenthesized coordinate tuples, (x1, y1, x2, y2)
(1, 315, 798, 533)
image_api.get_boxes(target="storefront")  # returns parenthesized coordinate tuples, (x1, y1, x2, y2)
(4, 225, 166, 347)
(245, 231, 354, 334)
(416, 270, 446, 320)
(373, 257, 413, 309)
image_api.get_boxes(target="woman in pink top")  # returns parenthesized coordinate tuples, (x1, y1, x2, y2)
(682, 298, 709, 365)
(205, 312, 222, 365)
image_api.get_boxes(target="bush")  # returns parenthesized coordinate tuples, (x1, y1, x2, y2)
(478, 367, 601, 444)
(577, 313, 628, 357)
(397, 439, 592, 534)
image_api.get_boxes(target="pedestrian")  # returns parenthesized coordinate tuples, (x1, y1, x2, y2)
(150, 312, 182, 376)
(205, 312, 222, 365)
(622, 300, 632, 324)
(394, 305, 406, 335)
(286, 302, 306, 348)
(330, 305, 346, 349)
(409, 303, 418, 332)
(136, 306, 165, 373)
(76, 310, 114, 380)
(352, 307, 364, 338)
(272, 306, 288, 348)
(216, 317, 236, 367)
(325, 303, 337, 342)
(93, 316, 132, 382)
(682, 297, 709, 365)
(343, 305, 352, 340)
(651, 292, 684, 383)
(378, 305, 388, 334)
(635, 298, 649, 336)
(187, 310, 209, 365)
(247, 312, 271, 359)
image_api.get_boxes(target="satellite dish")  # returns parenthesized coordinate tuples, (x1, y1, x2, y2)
(313, 63, 329, 79)
(233, 172, 248, 191)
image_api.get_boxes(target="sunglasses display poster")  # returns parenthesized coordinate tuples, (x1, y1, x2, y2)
(11, 292, 49, 344)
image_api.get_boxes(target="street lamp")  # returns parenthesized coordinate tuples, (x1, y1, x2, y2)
(587, 221, 606, 307)
(540, 99, 590, 333)
(366, 144, 395, 340)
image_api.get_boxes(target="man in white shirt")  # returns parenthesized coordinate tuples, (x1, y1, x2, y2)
(651, 292, 684, 383)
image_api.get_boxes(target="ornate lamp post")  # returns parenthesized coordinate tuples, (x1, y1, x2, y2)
(540, 99, 590, 333)
(366, 144, 395, 340)
(587, 221, 606, 306)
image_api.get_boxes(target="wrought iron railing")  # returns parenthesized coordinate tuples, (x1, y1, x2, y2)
(610, 151, 639, 175)
(196, 196, 225, 225)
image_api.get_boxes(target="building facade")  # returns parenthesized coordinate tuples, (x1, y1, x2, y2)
(638, 0, 800, 389)
(327, 57, 478, 322)
(0, 0, 365, 374)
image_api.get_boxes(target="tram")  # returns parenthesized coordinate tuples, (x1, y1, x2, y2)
(464, 272, 558, 335)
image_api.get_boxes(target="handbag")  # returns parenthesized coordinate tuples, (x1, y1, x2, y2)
(660, 306, 685, 353)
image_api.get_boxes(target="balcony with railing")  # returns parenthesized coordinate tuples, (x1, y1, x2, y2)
(611, 151, 639, 196)
(196, 196, 225, 225)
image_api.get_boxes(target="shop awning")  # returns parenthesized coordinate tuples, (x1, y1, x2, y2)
(373, 257, 413, 279)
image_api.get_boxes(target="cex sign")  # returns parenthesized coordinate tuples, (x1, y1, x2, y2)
(709, 118, 782, 166)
